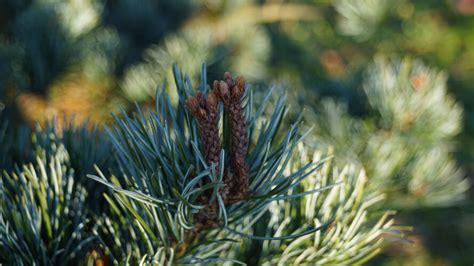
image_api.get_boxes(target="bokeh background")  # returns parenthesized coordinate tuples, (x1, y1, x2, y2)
(1, 0, 473, 265)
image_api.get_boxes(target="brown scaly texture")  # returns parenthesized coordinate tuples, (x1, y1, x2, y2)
(186, 91, 221, 227)
(215, 72, 250, 203)
(186, 72, 251, 231)
(186, 91, 221, 166)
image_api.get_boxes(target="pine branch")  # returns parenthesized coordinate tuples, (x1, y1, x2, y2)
(0, 142, 92, 265)
(310, 57, 468, 208)
(260, 147, 401, 265)
(87, 65, 400, 264)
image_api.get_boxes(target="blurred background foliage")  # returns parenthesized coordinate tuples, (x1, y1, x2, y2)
(0, 0, 473, 265)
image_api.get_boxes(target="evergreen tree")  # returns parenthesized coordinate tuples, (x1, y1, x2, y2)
(308, 57, 469, 208)
(1, 67, 401, 265)
(1, 0, 473, 264)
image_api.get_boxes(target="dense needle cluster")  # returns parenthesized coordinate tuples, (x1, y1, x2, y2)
(186, 72, 250, 224)
(1, 66, 400, 265)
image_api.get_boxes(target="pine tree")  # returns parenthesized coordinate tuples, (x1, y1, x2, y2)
(1, 133, 93, 264)
(1, 67, 401, 265)
(310, 56, 469, 208)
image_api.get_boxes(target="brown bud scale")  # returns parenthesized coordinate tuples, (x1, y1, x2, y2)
(186, 72, 251, 231)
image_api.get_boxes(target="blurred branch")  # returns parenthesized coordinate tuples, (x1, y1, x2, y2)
(186, 3, 321, 31)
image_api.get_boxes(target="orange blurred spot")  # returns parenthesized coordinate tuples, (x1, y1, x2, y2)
(16, 76, 118, 129)
(320, 50, 346, 77)
(457, 0, 474, 15)
(410, 74, 427, 91)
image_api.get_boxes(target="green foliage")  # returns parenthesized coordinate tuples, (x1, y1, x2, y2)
(0, 65, 402, 265)
(0, 119, 113, 210)
(310, 57, 469, 207)
(261, 147, 399, 265)
(119, 10, 270, 102)
(85, 66, 400, 264)
(1, 0, 473, 264)
(0, 120, 31, 171)
(0, 142, 93, 265)
(364, 57, 462, 139)
(0, 119, 113, 265)
(2, 1, 95, 94)
(89, 65, 312, 263)
(335, 0, 392, 41)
